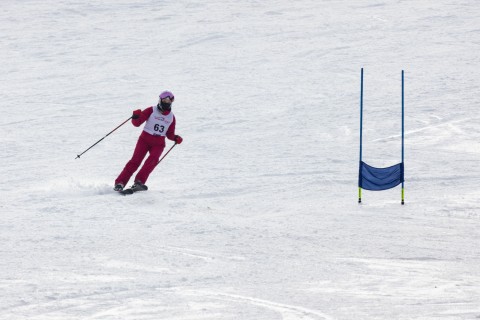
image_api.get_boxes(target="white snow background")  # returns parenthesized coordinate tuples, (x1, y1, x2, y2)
(1, 1, 480, 319)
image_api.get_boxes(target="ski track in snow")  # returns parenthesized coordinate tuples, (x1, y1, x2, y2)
(184, 290, 334, 320)
(1, 0, 480, 319)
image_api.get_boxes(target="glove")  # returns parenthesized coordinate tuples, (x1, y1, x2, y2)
(174, 135, 183, 144)
(132, 109, 142, 120)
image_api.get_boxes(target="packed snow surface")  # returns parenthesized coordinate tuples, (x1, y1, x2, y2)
(1, 1, 479, 319)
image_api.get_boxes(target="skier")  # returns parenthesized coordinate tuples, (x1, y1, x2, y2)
(114, 91, 183, 192)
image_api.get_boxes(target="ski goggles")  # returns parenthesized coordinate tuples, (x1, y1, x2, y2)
(159, 92, 175, 101)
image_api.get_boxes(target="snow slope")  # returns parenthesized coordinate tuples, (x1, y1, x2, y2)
(1, 1, 479, 319)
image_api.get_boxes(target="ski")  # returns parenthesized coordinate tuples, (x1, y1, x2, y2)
(118, 183, 148, 195)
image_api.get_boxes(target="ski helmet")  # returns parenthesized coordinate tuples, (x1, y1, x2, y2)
(159, 91, 174, 101)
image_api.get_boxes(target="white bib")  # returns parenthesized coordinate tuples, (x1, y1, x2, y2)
(143, 107, 174, 136)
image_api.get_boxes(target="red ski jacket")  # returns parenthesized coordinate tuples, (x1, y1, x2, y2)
(132, 106, 177, 141)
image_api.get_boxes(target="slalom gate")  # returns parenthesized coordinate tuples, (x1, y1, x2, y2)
(358, 68, 405, 205)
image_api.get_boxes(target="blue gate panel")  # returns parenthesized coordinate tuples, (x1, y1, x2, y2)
(359, 161, 404, 191)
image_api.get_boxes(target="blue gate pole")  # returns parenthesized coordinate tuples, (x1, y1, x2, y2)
(359, 68, 364, 204)
(401, 70, 405, 205)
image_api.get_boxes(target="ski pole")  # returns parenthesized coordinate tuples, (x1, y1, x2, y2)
(156, 143, 177, 166)
(76, 116, 132, 159)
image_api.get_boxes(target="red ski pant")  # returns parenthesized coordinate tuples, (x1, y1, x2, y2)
(115, 131, 165, 186)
